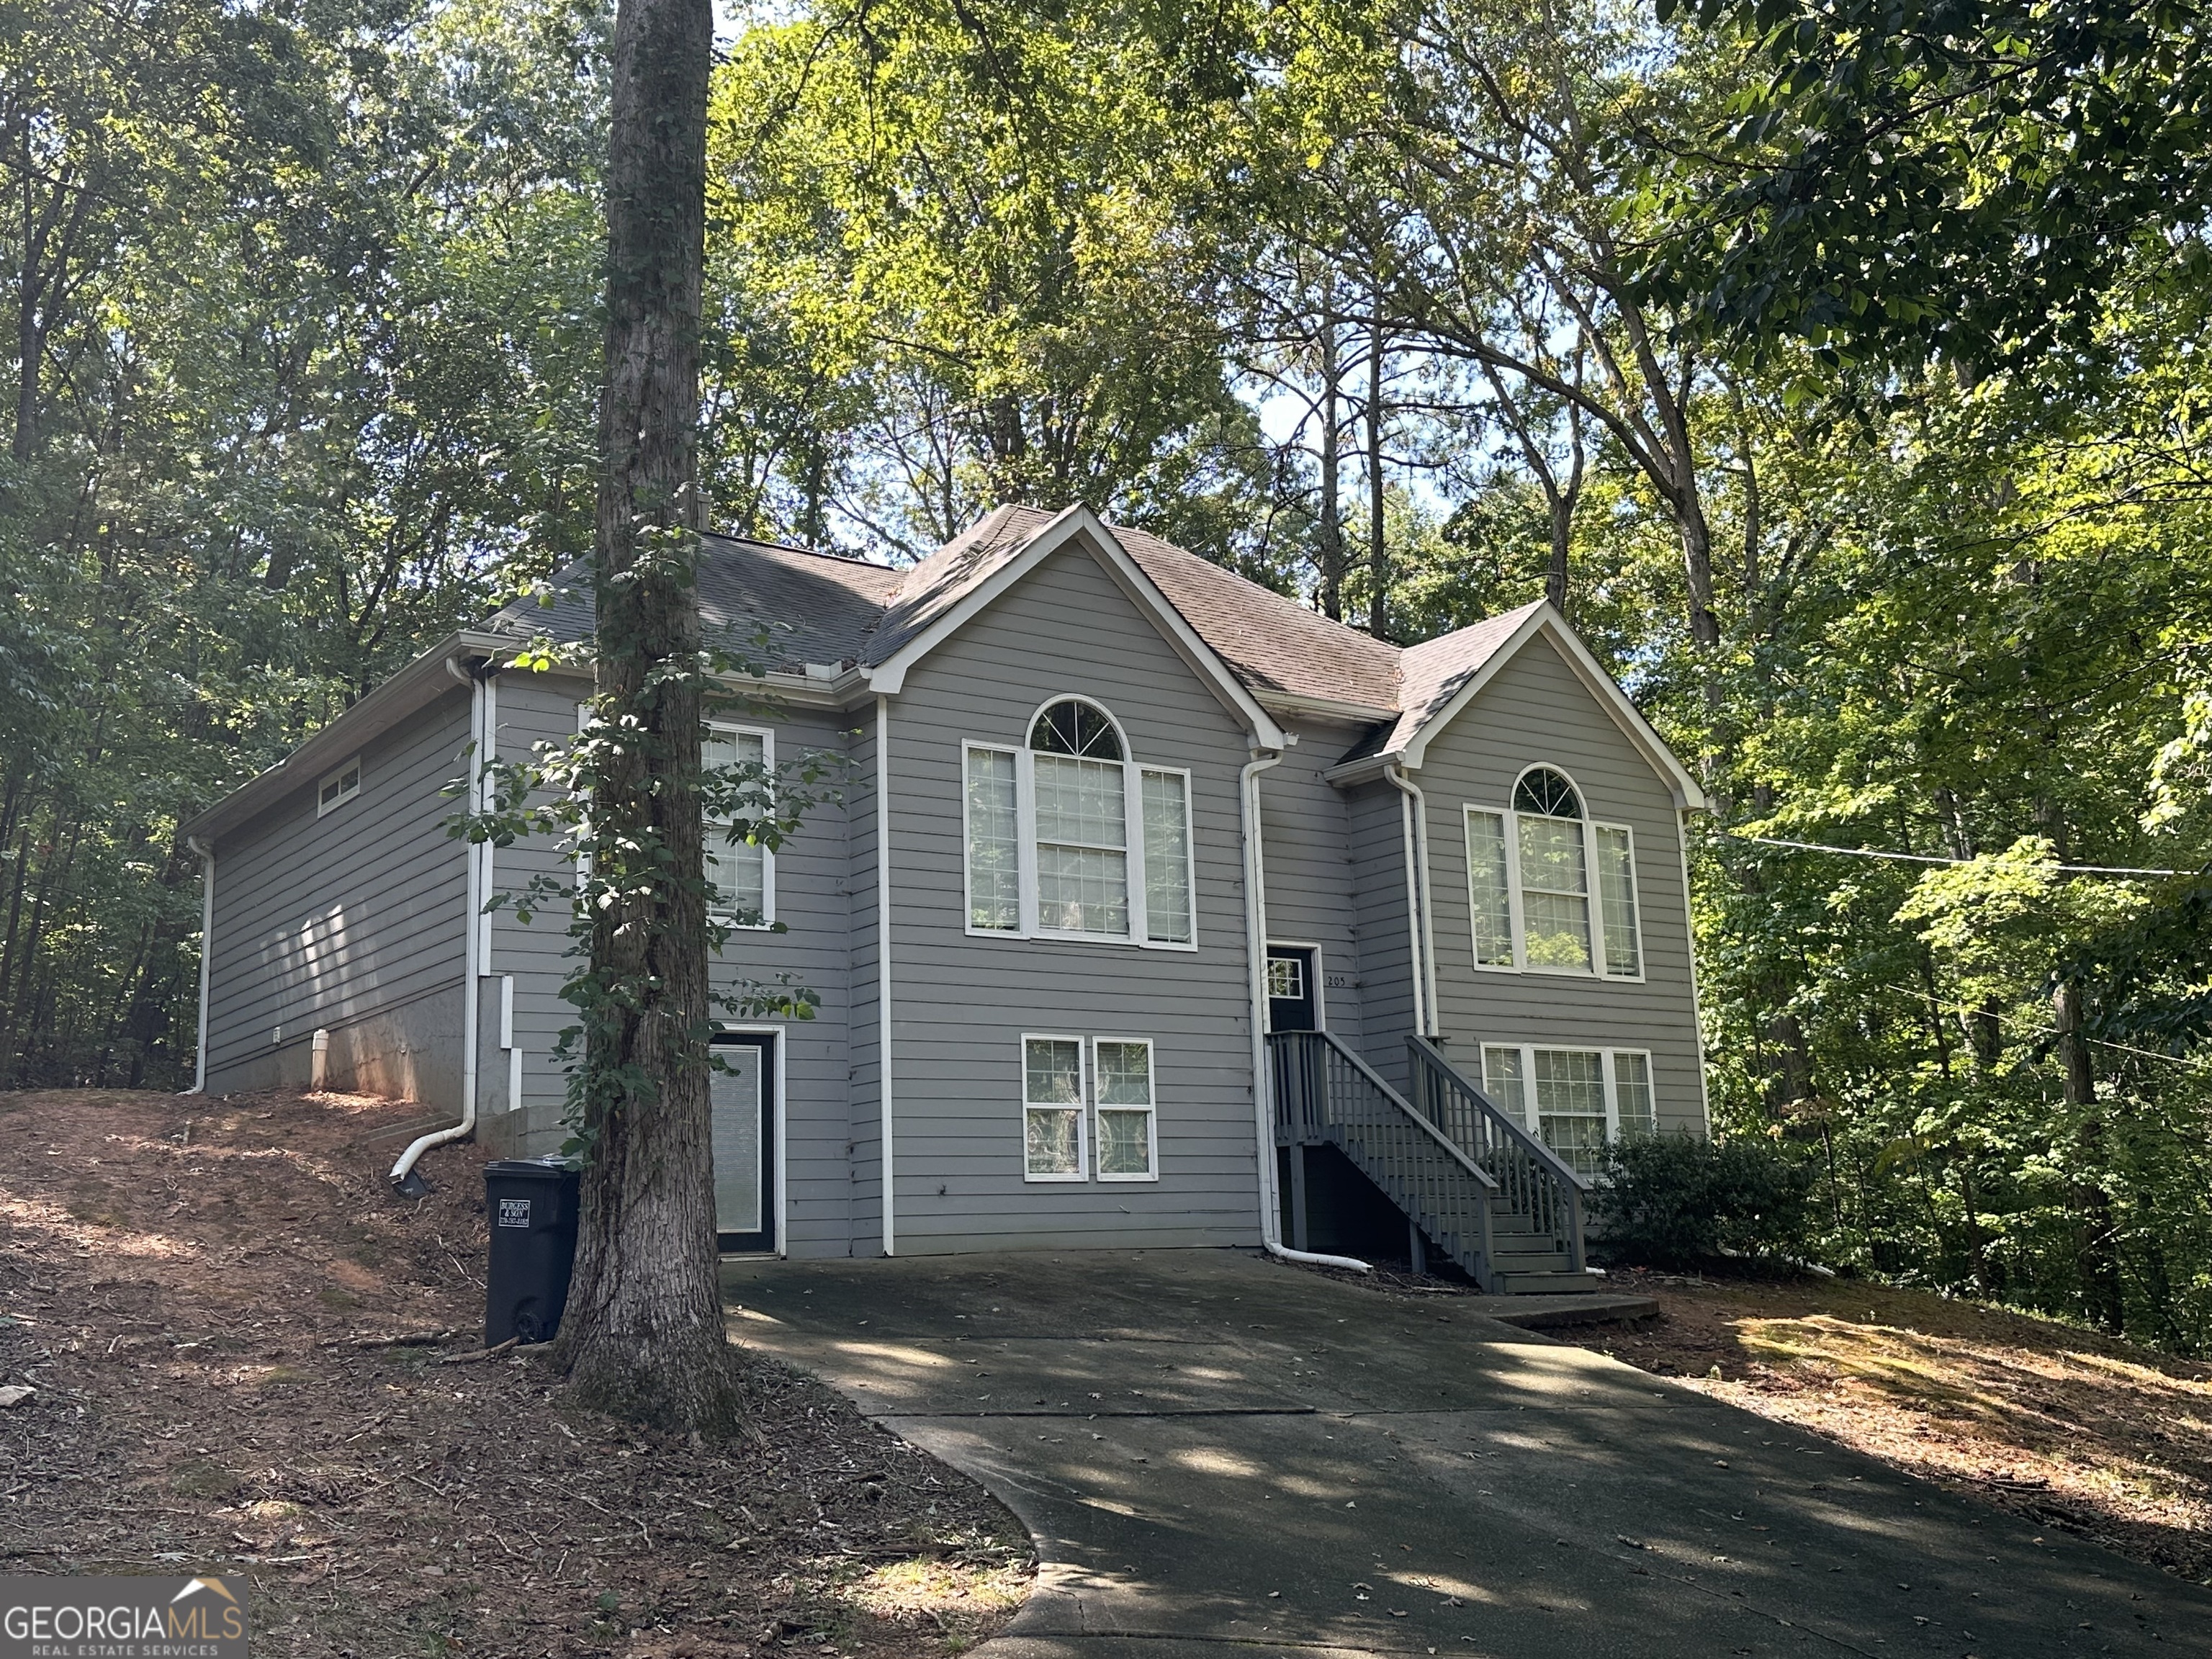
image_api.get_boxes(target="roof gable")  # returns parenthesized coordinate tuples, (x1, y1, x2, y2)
(1375, 603, 1707, 810)
(858, 504, 1289, 749)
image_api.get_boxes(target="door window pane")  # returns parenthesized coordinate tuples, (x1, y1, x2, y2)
(1023, 1037, 1084, 1177)
(1612, 1051, 1655, 1137)
(1141, 769, 1192, 943)
(710, 1046, 764, 1235)
(1466, 809, 1514, 965)
(1516, 815, 1591, 970)
(1595, 824, 1641, 976)
(965, 747, 1020, 930)
(1267, 956, 1305, 1000)
(703, 727, 768, 922)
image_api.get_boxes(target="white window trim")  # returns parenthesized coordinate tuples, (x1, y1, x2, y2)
(1480, 1043, 1657, 1140)
(1091, 1035, 1160, 1183)
(1021, 1031, 1091, 1182)
(705, 718, 775, 930)
(317, 755, 361, 817)
(961, 707, 1199, 953)
(1464, 803, 1645, 982)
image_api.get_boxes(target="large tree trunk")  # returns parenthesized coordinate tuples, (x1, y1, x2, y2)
(552, 0, 734, 1432)
(1316, 305, 1345, 621)
(1364, 305, 1388, 641)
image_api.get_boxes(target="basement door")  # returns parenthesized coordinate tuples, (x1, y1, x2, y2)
(711, 1035, 775, 1254)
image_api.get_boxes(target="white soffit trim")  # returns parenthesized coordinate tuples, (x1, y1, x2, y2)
(1397, 605, 1709, 811)
(860, 505, 1290, 750)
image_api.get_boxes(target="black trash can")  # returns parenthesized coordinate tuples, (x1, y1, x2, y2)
(483, 1157, 581, 1345)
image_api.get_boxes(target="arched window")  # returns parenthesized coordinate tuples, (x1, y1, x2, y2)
(1465, 765, 1642, 979)
(1029, 698, 1123, 759)
(1512, 766, 1581, 819)
(962, 697, 1194, 946)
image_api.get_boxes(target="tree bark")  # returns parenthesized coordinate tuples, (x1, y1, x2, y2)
(552, 0, 736, 1432)
(1365, 304, 1388, 641)
(1316, 303, 1345, 621)
(2053, 978, 2126, 1334)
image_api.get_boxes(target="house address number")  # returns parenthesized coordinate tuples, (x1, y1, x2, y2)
(1323, 973, 1357, 990)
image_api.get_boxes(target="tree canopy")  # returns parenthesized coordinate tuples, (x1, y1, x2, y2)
(14, 0, 2212, 1352)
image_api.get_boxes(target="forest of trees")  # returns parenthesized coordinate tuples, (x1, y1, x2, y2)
(10, 0, 2212, 1348)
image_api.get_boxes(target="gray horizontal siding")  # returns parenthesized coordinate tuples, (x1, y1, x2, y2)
(1348, 780, 1419, 1092)
(488, 672, 860, 1256)
(1254, 724, 1364, 1049)
(204, 687, 474, 1097)
(1416, 634, 1707, 1132)
(885, 537, 1264, 1254)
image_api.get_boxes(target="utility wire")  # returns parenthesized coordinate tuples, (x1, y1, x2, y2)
(1875, 981, 2212, 1075)
(1723, 832, 2195, 880)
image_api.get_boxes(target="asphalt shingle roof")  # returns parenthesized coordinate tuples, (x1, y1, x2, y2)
(480, 510, 1546, 755)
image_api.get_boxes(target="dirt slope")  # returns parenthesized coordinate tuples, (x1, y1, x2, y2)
(0, 1088, 1030, 1657)
(1565, 1267, 2212, 1585)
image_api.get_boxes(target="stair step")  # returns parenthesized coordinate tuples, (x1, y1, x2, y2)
(1495, 1270, 1607, 1295)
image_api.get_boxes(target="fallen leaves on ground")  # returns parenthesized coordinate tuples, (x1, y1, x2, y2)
(1567, 1268, 2212, 1583)
(0, 1088, 1032, 1657)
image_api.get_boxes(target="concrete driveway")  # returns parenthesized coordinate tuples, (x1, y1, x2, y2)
(723, 1249, 2201, 1657)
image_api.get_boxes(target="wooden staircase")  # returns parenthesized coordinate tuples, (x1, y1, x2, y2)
(1268, 1030, 1594, 1294)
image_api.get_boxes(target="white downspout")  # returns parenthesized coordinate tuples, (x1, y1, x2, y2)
(1678, 814, 1714, 1132)
(392, 657, 485, 1192)
(186, 835, 214, 1094)
(876, 693, 896, 1256)
(1384, 765, 1433, 1038)
(1242, 749, 1369, 1274)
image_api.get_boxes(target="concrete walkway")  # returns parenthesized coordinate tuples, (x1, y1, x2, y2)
(723, 1249, 2202, 1657)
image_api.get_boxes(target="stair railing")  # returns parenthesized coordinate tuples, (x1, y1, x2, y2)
(1269, 1030, 1498, 1286)
(1406, 1035, 1587, 1269)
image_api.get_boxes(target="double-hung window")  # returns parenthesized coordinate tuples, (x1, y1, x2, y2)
(1465, 767, 1642, 976)
(1480, 1044, 1656, 1174)
(703, 721, 774, 927)
(1020, 1033, 1160, 1182)
(965, 698, 1195, 948)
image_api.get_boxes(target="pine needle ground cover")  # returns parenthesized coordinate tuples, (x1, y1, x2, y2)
(1566, 1271, 2212, 1586)
(0, 1089, 1031, 1657)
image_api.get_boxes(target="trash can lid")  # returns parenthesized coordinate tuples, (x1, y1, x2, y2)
(484, 1156, 580, 1179)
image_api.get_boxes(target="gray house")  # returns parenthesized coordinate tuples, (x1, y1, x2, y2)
(179, 504, 1709, 1290)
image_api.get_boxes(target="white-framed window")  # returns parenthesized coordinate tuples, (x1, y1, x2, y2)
(1022, 1034, 1089, 1181)
(1465, 766, 1642, 978)
(963, 696, 1195, 949)
(1017, 1032, 1161, 1182)
(317, 755, 361, 817)
(1092, 1037, 1158, 1181)
(704, 720, 775, 927)
(1480, 1043, 1658, 1174)
(1265, 955, 1305, 1001)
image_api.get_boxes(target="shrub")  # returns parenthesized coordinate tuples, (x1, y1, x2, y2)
(1588, 1133, 1817, 1269)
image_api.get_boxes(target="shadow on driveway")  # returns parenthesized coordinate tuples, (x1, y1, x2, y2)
(724, 1249, 2200, 1657)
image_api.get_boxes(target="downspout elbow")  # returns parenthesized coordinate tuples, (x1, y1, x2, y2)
(393, 660, 487, 1194)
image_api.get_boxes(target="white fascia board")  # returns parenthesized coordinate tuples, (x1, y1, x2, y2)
(1253, 688, 1396, 727)
(1393, 605, 1709, 811)
(180, 629, 508, 845)
(860, 504, 1290, 750)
